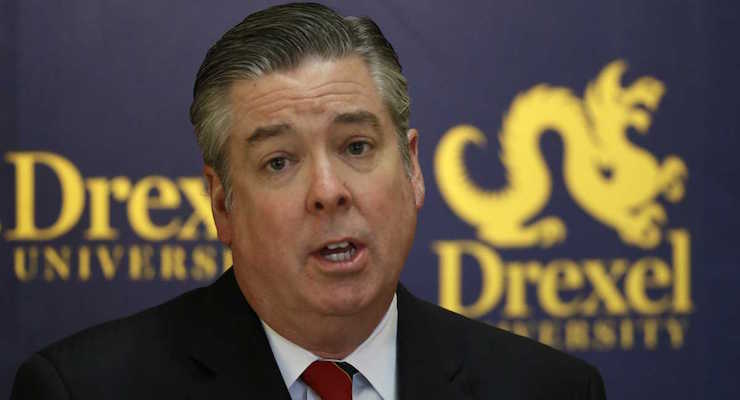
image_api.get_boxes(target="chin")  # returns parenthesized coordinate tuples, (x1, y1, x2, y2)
(314, 286, 377, 317)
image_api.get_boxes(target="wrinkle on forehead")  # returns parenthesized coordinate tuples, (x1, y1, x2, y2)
(228, 57, 383, 124)
(243, 80, 369, 111)
(260, 93, 367, 116)
(233, 82, 374, 119)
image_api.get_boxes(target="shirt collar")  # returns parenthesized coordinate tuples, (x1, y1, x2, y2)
(262, 294, 398, 400)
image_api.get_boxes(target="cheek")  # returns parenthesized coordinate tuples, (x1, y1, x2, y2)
(232, 190, 297, 250)
(357, 171, 416, 228)
(250, 202, 298, 238)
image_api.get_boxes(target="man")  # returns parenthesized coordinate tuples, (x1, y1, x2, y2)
(12, 3, 605, 399)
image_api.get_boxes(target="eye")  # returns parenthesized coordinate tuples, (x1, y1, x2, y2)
(267, 157, 288, 171)
(347, 140, 370, 156)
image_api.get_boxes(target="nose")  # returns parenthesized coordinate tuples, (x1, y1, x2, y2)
(306, 158, 351, 214)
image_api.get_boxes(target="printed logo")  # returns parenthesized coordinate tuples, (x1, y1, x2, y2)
(3, 151, 232, 282)
(435, 60, 687, 249)
(432, 60, 692, 351)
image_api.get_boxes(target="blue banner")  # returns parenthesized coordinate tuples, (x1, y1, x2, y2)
(2, 1, 739, 398)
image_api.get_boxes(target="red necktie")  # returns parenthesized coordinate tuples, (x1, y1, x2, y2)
(301, 360, 358, 400)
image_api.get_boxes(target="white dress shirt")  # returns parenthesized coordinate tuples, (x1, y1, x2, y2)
(261, 295, 398, 400)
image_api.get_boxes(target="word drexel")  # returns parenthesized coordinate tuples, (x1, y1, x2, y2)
(432, 60, 692, 351)
(5, 151, 231, 282)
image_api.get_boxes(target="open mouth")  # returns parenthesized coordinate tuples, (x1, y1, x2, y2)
(318, 240, 358, 262)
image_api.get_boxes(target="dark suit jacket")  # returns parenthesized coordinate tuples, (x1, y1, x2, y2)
(11, 269, 606, 399)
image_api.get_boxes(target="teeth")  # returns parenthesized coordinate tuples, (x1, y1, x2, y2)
(327, 241, 350, 250)
(322, 246, 356, 262)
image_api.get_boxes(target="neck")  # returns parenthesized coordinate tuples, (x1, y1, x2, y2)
(273, 306, 389, 359)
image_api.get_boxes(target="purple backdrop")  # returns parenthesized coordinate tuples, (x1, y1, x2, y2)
(2, 1, 740, 398)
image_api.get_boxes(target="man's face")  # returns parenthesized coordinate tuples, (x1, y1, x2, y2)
(207, 56, 424, 327)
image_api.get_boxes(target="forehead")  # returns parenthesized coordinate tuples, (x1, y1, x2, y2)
(227, 56, 389, 132)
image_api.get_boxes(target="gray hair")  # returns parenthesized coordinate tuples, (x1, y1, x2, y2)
(189, 2, 411, 208)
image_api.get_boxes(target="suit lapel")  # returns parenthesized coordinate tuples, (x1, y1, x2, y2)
(182, 269, 291, 400)
(396, 284, 470, 400)
(179, 273, 469, 399)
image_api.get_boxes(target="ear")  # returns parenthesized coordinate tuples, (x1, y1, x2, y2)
(204, 165, 233, 246)
(406, 129, 425, 209)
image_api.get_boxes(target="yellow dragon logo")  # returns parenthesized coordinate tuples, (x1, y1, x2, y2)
(434, 60, 687, 249)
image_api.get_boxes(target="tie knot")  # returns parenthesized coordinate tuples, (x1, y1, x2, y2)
(301, 360, 357, 400)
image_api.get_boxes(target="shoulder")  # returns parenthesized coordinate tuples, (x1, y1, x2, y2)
(398, 286, 606, 399)
(12, 285, 209, 399)
(43, 285, 207, 363)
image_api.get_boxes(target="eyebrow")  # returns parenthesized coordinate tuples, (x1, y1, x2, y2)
(333, 110, 381, 131)
(246, 123, 294, 146)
